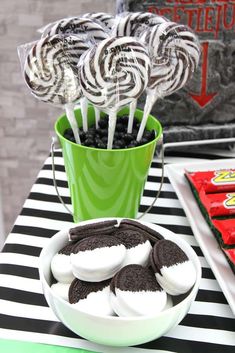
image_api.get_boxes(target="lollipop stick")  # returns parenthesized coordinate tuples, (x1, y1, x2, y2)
(127, 99, 137, 133)
(80, 97, 88, 132)
(107, 111, 117, 149)
(137, 93, 157, 141)
(65, 103, 81, 144)
(94, 106, 100, 129)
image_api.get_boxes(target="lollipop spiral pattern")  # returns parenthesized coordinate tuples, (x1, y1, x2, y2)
(24, 35, 89, 105)
(142, 22, 201, 96)
(83, 12, 115, 31)
(79, 36, 150, 110)
(43, 17, 108, 42)
(113, 12, 168, 38)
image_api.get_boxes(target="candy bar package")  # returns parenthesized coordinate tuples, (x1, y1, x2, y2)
(185, 169, 235, 193)
(117, 0, 235, 143)
(185, 168, 235, 272)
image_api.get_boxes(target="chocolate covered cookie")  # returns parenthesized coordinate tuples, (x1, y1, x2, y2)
(69, 278, 114, 316)
(69, 220, 118, 241)
(110, 264, 167, 316)
(51, 242, 76, 283)
(70, 235, 126, 282)
(150, 240, 197, 295)
(113, 229, 152, 267)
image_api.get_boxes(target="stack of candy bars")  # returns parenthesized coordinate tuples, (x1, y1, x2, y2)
(50, 219, 196, 317)
(185, 169, 235, 273)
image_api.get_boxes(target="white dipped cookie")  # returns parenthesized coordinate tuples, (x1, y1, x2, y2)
(110, 264, 167, 316)
(150, 240, 197, 295)
(70, 235, 126, 282)
(69, 278, 114, 316)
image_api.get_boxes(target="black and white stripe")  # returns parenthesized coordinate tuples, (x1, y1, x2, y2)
(0, 149, 234, 353)
(44, 17, 108, 42)
(24, 35, 89, 105)
(79, 36, 150, 110)
(141, 22, 201, 95)
(83, 13, 115, 31)
(113, 12, 168, 38)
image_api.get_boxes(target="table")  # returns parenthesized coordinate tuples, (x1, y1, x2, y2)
(0, 147, 235, 353)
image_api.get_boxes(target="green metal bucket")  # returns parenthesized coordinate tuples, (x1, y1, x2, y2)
(55, 106, 162, 223)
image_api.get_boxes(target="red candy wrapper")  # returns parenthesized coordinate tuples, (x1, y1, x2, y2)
(200, 191, 235, 217)
(186, 169, 235, 193)
(222, 248, 235, 266)
(211, 219, 235, 246)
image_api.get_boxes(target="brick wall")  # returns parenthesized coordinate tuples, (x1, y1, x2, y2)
(0, 0, 116, 237)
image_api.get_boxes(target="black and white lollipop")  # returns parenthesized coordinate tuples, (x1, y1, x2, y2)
(79, 36, 150, 149)
(112, 12, 168, 133)
(24, 35, 89, 143)
(42, 17, 110, 131)
(83, 12, 115, 32)
(42, 16, 108, 42)
(113, 12, 168, 38)
(137, 21, 201, 141)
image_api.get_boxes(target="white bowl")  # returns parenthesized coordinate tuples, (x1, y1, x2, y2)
(39, 218, 201, 347)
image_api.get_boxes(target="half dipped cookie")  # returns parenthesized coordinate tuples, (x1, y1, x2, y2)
(110, 264, 167, 316)
(150, 240, 197, 295)
(70, 235, 126, 282)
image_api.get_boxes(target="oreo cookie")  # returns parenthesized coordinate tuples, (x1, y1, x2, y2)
(51, 242, 76, 283)
(150, 240, 197, 295)
(69, 220, 118, 241)
(113, 229, 152, 267)
(70, 235, 126, 282)
(69, 278, 114, 316)
(110, 264, 167, 316)
(119, 219, 163, 243)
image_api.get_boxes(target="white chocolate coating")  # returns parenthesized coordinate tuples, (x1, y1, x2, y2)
(121, 240, 152, 267)
(110, 291, 136, 317)
(115, 288, 167, 316)
(51, 282, 70, 301)
(156, 260, 197, 295)
(51, 253, 75, 283)
(72, 285, 114, 316)
(70, 244, 126, 282)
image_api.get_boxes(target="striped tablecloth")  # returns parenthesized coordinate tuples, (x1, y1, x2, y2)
(0, 148, 235, 353)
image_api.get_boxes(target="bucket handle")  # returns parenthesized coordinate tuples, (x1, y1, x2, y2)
(50, 135, 165, 221)
(51, 137, 73, 217)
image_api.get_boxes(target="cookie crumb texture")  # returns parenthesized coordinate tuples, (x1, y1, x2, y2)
(155, 240, 188, 268)
(116, 264, 161, 292)
(69, 278, 110, 303)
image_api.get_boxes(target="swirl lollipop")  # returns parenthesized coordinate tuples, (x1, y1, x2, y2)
(113, 12, 168, 38)
(137, 21, 201, 141)
(112, 12, 168, 134)
(42, 16, 109, 131)
(24, 35, 89, 143)
(83, 12, 115, 31)
(42, 16, 108, 42)
(79, 36, 150, 149)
